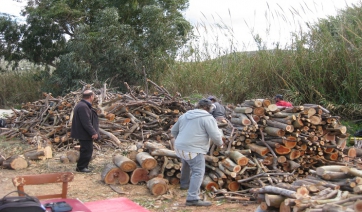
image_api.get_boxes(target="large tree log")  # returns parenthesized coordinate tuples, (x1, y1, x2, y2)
(130, 167, 150, 184)
(136, 152, 157, 170)
(101, 163, 129, 184)
(2, 155, 29, 170)
(146, 177, 168, 196)
(113, 154, 137, 172)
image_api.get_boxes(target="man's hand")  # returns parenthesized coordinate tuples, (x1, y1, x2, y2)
(92, 134, 98, 140)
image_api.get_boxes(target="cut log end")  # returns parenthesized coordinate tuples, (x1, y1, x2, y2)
(130, 168, 150, 184)
(147, 177, 168, 196)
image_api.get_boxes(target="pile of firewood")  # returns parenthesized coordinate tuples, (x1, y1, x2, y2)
(250, 165, 362, 211)
(2, 79, 362, 210)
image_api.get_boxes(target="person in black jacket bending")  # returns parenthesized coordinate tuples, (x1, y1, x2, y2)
(71, 90, 100, 173)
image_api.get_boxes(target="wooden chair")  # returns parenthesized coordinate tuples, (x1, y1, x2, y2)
(12, 172, 74, 200)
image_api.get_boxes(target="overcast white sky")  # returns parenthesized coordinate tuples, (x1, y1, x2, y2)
(183, 0, 362, 53)
(1, 0, 362, 53)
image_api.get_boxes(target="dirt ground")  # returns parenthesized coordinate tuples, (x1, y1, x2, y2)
(0, 139, 258, 212)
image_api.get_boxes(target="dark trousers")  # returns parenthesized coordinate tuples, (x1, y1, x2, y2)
(77, 140, 93, 170)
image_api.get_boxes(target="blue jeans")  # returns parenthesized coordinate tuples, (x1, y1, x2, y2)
(180, 153, 205, 201)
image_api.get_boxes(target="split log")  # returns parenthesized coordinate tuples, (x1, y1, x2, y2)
(246, 143, 270, 156)
(218, 162, 237, 178)
(316, 166, 345, 176)
(136, 152, 157, 170)
(340, 167, 362, 178)
(113, 154, 137, 172)
(101, 163, 129, 184)
(324, 151, 339, 161)
(250, 186, 297, 199)
(2, 155, 29, 170)
(293, 118, 304, 129)
(265, 126, 285, 137)
(99, 128, 121, 146)
(266, 120, 294, 133)
(150, 149, 177, 158)
(286, 149, 300, 160)
(265, 194, 286, 208)
(272, 112, 299, 119)
(267, 104, 279, 112)
(279, 201, 291, 212)
(226, 181, 240, 191)
(202, 175, 219, 191)
(130, 167, 150, 184)
(0, 155, 5, 166)
(253, 107, 265, 116)
(221, 158, 241, 172)
(234, 107, 253, 114)
(227, 151, 249, 166)
(275, 145, 291, 155)
(230, 114, 251, 125)
(204, 155, 219, 163)
(146, 177, 168, 196)
(148, 165, 162, 179)
(243, 99, 263, 107)
(23, 150, 45, 160)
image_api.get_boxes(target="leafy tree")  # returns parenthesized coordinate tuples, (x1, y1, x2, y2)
(0, 0, 192, 94)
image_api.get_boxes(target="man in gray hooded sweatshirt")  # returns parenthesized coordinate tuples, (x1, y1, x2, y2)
(171, 98, 224, 206)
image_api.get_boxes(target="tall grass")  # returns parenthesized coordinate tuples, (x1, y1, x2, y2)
(0, 70, 43, 108)
(158, 2, 362, 119)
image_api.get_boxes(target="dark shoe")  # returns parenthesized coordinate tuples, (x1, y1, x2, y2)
(76, 167, 92, 173)
(186, 200, 212, 206)
(180, 187, 189, 190)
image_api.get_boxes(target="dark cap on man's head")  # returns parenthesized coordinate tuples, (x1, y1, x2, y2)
(198, 98, 212, 107)
(275, 94, 283, 100)
(207, 96, 217, 101)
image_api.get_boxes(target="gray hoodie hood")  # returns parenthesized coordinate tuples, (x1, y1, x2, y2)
(185, 109, 211, 120)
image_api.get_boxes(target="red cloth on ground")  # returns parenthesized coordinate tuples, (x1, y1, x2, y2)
(84, 197, 150, 212)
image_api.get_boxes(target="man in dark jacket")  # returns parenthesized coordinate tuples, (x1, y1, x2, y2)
(71, 90, 100, 173)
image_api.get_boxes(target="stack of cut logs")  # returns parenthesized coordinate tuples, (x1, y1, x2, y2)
(2, 80, 362, 211)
